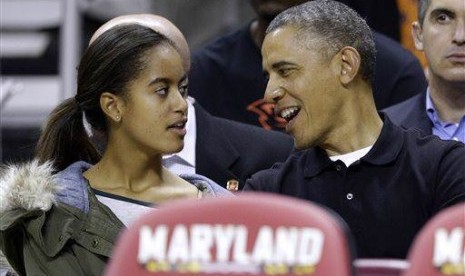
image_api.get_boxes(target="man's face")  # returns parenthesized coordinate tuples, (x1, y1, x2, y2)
(414, 0, 465, 85)
(250, 0, 308, 22)
(262, 26, 343, 150)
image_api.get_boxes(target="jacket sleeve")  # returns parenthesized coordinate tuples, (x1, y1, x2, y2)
(0, 209, 46, 276)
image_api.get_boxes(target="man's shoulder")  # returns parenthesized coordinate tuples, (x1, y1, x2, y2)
(244, 150, 310, 192)
(383, 94, 425, 126)
(399, 124, 465, 160)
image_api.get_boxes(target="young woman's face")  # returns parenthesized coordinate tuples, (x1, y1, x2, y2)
(117, 44, 188, 156)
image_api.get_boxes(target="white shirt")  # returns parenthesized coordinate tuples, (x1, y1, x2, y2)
(162, 97, 197, 175)
(329, 145, 373, 167)
(96, 194, 153, 226)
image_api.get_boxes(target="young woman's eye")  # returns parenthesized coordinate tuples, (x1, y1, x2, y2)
(179, 85, 188, 98)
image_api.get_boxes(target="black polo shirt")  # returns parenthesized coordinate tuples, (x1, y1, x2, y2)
(244, 117, 465, 258)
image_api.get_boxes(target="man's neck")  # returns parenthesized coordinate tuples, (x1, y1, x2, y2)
(322, 86, 384, 156)
(429, 76, 465, 123)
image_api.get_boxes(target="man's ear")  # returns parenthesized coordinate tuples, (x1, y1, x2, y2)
(100, 92, 124, 123)
(337, 46, 361, 85)
(412, 21, 424, 51)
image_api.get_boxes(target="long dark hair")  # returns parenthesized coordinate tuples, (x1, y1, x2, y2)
(36, 24, 174, 171)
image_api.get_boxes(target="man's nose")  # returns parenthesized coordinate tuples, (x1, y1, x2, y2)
(452, 20, 465, 45)
(264, 80, 285, 103)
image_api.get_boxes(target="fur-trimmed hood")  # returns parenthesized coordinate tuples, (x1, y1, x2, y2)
(0, 160, 231, 217)
(0, 159, 59, 215)
(0, 159, 60, 276)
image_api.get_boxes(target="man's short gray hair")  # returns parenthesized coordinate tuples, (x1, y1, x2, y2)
(267, 0, 376, 83)
(418, 0, 431, 25)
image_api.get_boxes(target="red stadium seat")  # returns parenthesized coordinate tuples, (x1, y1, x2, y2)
(105, 193, 356, 276)
(403, 203, 465, 276)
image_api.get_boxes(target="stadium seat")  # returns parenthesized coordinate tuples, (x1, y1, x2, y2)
(403, 203, 465, 276)
(105, 193, 356, 276)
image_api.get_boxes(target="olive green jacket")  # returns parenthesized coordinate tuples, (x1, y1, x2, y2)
(0, 160, 230, 276)
(0, 161, 124, 276)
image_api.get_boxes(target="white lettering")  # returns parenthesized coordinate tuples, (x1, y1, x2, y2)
(275, 226, 298, 265)
(137, 224, 326, 269)
(190, 224, 213, 262)
(297, 228, 324, 265)
(232, 225, 250, 264)
(138, 225, 168, 263)
(214, 225, 236, 262)
(167, 224, 189, 262)
(252, 226, 274, 264)
(433, 227, 464, 266)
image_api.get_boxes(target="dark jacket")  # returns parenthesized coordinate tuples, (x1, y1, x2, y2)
(194, 102, 294, 189)
(383, 93, 432, 135)
(0, 160, 230, 276)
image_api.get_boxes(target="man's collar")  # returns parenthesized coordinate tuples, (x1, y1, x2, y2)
(426, 88, 440, 124)
(361, 114, 404, 165)
(303, 114, 403, 177)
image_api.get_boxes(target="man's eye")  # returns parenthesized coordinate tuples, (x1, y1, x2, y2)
(436, 13, 451, 23)
(278, 68, 293, 76)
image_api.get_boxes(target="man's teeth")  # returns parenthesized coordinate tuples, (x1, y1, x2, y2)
(280, 107, 300, 121)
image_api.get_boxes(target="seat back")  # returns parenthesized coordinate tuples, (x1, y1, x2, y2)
(105, 193, 356, 276)
(403, 203, 465, 276)
(354, 259, 409, 276)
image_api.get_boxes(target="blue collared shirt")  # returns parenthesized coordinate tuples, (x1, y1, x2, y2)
(426, 89, 465, 143)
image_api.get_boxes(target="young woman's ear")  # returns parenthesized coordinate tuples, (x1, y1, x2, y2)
(100, 92, 124, 123)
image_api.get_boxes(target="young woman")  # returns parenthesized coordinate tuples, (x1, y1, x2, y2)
(0, 23, 229, 276)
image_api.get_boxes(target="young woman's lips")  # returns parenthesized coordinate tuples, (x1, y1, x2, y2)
(169, 127, 186, 136)
(168, 119, 187, 136)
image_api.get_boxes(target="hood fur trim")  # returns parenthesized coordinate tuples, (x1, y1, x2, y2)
(0, 159, 59, 214)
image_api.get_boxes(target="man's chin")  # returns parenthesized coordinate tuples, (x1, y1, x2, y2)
(293, 138, 313, 151)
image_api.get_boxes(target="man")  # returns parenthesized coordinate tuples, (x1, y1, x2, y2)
(244, 0, 465, 258)
(385, 0, 465, 143)
(90, 14, 294, 190)
(189, 0, 427, 130)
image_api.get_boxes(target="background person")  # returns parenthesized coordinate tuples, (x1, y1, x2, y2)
(384, 0, 465, 143)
